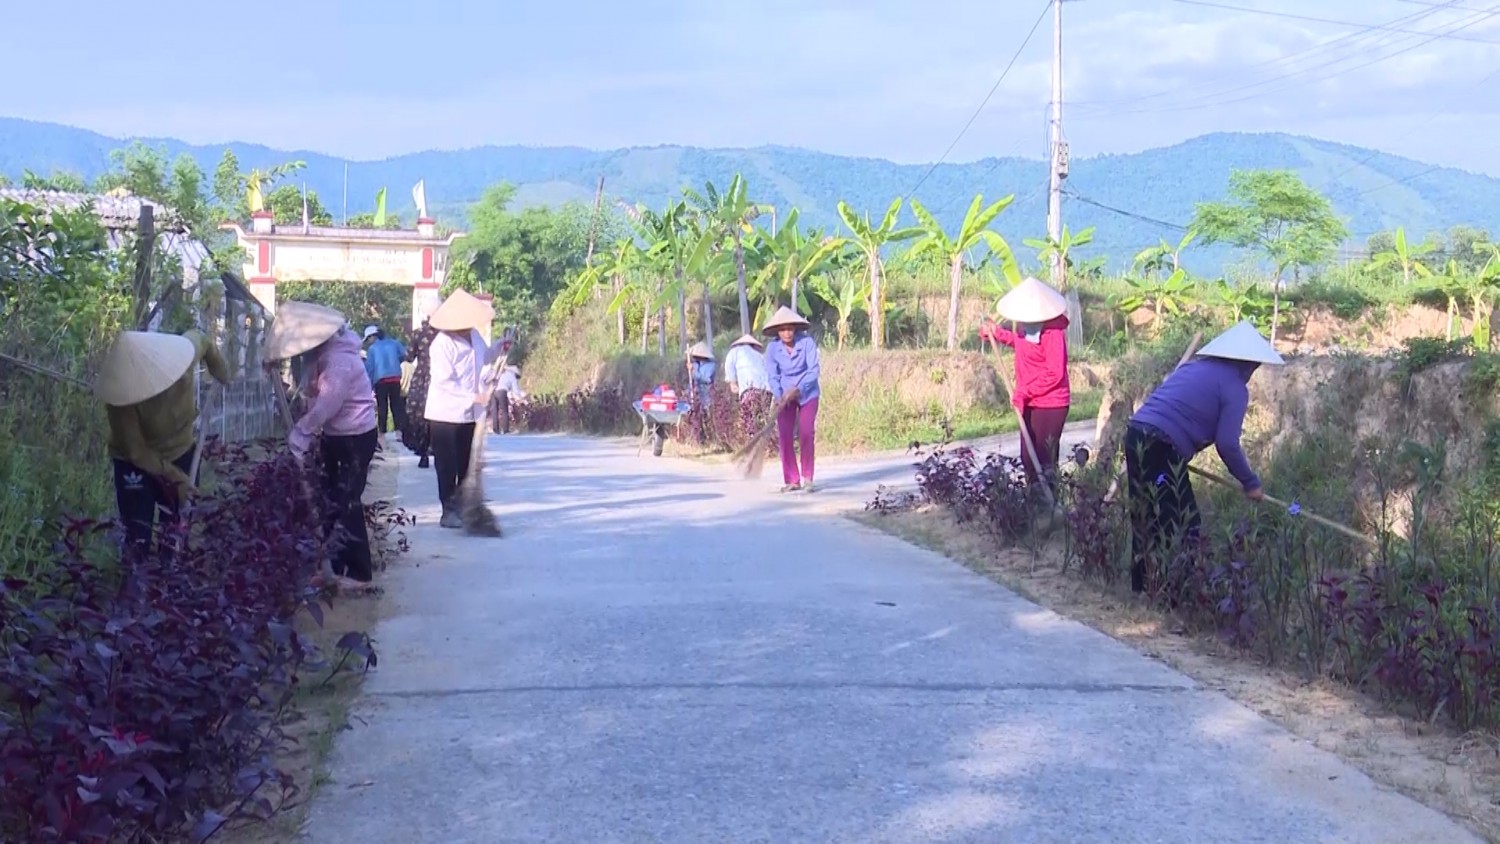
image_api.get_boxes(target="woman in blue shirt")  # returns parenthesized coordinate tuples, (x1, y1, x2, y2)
(1125, 321, 1282, 593)
(686, 341, 716, 443)
(762, 307, 821, 493)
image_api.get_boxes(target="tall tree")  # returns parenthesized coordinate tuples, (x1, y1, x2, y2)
(908, 194, 1017, 350)
(1191, 169, 1348, 343)
(685, 174, 764, 335)
(837, 199, 920, 349)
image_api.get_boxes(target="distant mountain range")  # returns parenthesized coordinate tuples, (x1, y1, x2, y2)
(2, 116, 1497, 272)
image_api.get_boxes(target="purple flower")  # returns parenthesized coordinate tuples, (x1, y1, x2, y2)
(1288, 502, 1302, 516)
(1155, 473, 1167, 486)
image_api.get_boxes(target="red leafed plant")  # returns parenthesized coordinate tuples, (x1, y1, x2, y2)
(0, 440, 396, 842)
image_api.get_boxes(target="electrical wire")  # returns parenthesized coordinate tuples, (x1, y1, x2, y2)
(899, 0, 1051, 203)
(1077, 4, 1500, 117)
(1069, 0, 1464, 111)
(1075, 4, 1500, 118)
(1321, 63, 1500, 187)
(1165, 0, 1500, 45)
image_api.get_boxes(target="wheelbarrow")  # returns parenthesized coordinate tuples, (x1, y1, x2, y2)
(633, 399, 691, 457)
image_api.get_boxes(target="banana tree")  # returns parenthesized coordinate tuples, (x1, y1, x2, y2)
(596, 239, 647, 344)
(1023, 225, 1095, 289)
(1465, 243, 1500, 350)
(837, 198, 921, 349)
(1116, 268, 1195, 326)
(908, 194, 1016, 350)
(1370, 227, 1435, 285)
(685, 174, 766, 336)
(807, 270, 871, 350)
(681, 219, 725, 345)
(1132, 230, 1198, 277)
(606, 240, 668, 352)
(621, 200, 695, 353)
(749, 210, 847, 320)
(1212, 279, 1276, 331)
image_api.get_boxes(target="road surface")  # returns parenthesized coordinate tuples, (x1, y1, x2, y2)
(301, 432, 1477, 843)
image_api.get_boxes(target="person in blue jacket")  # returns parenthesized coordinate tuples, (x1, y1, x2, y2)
(762, 307, 820, 494)
(363, 325, 408, 436)
(1125, 321, 1284, 593)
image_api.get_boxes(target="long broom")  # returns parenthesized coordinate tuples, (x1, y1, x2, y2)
(733, 392, 796, 479)
(458, 364, 503, 537)
(1188, 466, 1378, 547)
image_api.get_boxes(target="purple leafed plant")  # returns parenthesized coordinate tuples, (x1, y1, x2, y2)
(0, 440, 396, 842)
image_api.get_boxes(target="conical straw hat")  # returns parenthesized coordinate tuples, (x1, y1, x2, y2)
(730, 333, 763, 349)
(760, 306, 810, 335)
(995, 276, 1067, 323)
(429, 289, 494, 332)
(688, 341, 713, 359)
(1198, 320, 1285, 365)
(95, 331, 197, 406)
(264, 301, 347, 362)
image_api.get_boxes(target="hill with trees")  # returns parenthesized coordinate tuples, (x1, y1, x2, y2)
(2, 117, 1497, 271)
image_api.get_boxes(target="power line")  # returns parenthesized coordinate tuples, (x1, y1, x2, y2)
(1166, 0, 1500, 45)
(1322, 63, 1500, 186)
(1076, 3, 1500, 118)
(1070, 0, 1464, 111)
(1064, 190, 1190, 231)
(899, 1, 1051, 203)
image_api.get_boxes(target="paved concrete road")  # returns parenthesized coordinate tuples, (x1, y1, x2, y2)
(303, 433, 1478, 843)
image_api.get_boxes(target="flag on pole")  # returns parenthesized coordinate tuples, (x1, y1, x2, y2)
(373, 187, 388, 228)
(412, 180, 427, 220)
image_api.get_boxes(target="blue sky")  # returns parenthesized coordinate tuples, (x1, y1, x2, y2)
(4, 0, 1498, 173)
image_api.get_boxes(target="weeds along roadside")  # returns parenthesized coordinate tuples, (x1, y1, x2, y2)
(868, 341, 1500, 732)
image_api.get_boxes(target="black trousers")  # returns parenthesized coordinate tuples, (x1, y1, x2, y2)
(113, 447, 196, 549)
(374, 380, 407, 434)
(321, 428, 378, 582)
(1124, 423, 1202, 593)
(489, 390, 510, 435)
(429, 421, 476, 508)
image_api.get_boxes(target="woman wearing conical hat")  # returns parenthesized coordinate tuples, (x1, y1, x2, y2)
(1125, 321, 1284, 593)
(724, 333, 771, 438)
(763, 307, 821, 493)
(265, 301, 379, 583)
(423, 290, 506, 529)
(97, 328, 231, 551)
(979, 277, 1072, 487)
(685, 340, 717, 444)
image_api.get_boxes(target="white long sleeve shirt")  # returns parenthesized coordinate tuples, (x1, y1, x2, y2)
(724, 344, 770, 394)
(424, 329, 493, 424)
(495, 368, 527, 401)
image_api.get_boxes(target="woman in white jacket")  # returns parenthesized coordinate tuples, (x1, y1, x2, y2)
(423, 291, 505, 528)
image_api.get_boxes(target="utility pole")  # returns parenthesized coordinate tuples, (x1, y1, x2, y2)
(1047, 0, 1069, 289)
(584, 174, 606, 267)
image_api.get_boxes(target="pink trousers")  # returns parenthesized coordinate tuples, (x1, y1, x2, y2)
(776, 397, 818, 486)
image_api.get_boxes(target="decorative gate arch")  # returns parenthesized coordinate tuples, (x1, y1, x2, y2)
(221, 211, 466, 330)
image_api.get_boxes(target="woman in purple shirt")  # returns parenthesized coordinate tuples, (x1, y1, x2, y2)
(762, 307, 821, 493)
(1125, 321, 1284, 593)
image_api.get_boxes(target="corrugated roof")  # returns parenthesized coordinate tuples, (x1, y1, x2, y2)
(0, 188, 190, 233)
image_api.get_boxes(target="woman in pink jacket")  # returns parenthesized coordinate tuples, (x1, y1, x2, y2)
(267, 301, 379, 583)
